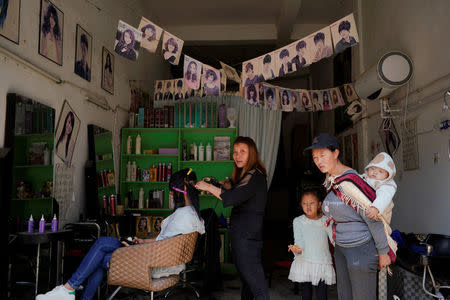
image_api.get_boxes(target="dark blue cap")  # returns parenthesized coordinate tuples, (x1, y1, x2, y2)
(303, 133, 340, 154)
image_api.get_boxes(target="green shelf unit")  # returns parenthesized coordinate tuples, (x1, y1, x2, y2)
(93, 129, 115, 205)
(11, 133, 55, 221)
(119, 127, 238, 218)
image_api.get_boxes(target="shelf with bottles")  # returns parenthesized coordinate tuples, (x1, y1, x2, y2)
(121, 181, 169, 185)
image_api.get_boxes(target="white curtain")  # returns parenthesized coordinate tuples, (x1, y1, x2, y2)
(179, 95, 283, 187)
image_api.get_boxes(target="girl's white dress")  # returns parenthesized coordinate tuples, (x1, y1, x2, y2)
(288, 215, 336, 285)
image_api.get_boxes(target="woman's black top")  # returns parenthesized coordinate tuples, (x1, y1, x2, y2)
(221, 169, 267, 241)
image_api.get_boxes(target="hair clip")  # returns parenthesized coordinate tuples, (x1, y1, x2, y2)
(172, 187, 187, 194)
(187, 168, 193, 175)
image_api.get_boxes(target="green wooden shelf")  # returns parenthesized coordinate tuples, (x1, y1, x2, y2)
(121, 154, 178, 158)
(121, 181, 169, 184)
(94, 132, 112, 139)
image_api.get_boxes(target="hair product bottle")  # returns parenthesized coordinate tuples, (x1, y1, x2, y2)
(131, 161, 137, 181)
(138, 187, 144, 209)
(126, 135, 132, 154)
(27, 215, 34, 233)
(51, 214, 58, 232)
(206, 142, 212, 161)
(198, 142, 204, 161)
(39, 215, 45, 233)
(135, 134, 141, 155)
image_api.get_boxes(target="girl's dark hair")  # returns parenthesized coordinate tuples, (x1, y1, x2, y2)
(42, 4, 61, 39)
(296, 40, 306, 51)
(263, 54, 271, 64)
(104, 53, 112, 72)
(169, 168, 200, 217)
(245, 62, 254, 73)
(205, 69, 217, 81)
(301, 189, 322, 202)
(56, 111, 74, 157)
(280, 49, 289, 59)
(314, 32, 325, 44)
(338, 20, 351, 33)
(119, 29, 136, 49)
(266, 88, 274, 99)
(164, 37, 178, 53)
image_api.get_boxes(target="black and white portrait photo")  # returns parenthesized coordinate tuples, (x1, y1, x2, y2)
(74, 24, 92, 82)
(309, 27, 333, 63)
(39, 0, 63, 65)
(330, 13, 359, 53)
(184, 55, 202, 90)
(162, 31, 183, 65)
(55, 100, 80, 166)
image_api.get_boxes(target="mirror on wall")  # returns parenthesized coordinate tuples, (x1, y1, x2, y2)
(5, 93, 57, 228)
(86, 124, 114, 218)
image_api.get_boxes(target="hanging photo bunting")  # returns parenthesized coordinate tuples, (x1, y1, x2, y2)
(330, 87, 346, 107)
(308, 26, 334, 63)
(299, 89, 313, 112)
(330, 13, 359, 54)
(291, 90, 302, 112)
(321, 90, 332, 111)
(346, 99, 364, 122)
(245, 84, 259, 107)
(275, 46, 297, 78)
(183, 55, 202, 90)
(114, 20, 141, 61)
(138, 17, 163, 53)
(342, 83, 359, 102)
(161, 31, 183, 65)
(262, 84, 276, 110)
(163, 79, 174, 101)
(203, 65, 221, 96)
(290, 39, 312, 71)
(260, 53, 276, 81)
(310, 90, 323, 112)
(174, 78, 185, 100)
(154, 80, 163, 101)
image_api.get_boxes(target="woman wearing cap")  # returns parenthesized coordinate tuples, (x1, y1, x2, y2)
(304, 133, 391, 300)
(36, 169, 204, 300)
(195, 136, 270, 300)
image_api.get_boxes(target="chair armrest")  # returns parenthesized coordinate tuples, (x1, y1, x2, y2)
(108, 232, 198, 290)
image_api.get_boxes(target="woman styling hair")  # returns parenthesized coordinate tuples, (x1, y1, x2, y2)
(196, 136, 270, 300)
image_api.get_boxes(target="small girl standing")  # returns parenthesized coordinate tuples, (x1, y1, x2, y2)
(288, 190, 336, 300)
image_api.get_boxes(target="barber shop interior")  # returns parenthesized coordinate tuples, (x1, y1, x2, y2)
(1, 0, 449, 299)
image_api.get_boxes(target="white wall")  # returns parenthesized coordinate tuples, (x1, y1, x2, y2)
(0, 0, 170, 223)
(356, 0, 450, 235)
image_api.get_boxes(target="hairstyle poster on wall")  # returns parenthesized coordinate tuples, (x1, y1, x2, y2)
(321, 90, 332, 111)
(174, 78, 185, 100)
(291, 90, 301, 112)
(0, 0, 20, 44)
(74, 24, 92, 82)
(161, 31, 183, 65)
(101, 47, 114, 94)
(55, 100, 80, 166)
(308, 27, 333, 63)
(203, 65, 221, 96)
(330, 13, 359, 54)
(289, 39, 311, 71)
(263, 84, 279, 111)
(310, 90, 323, 112)
(39, 0, 63, 65)
(154, 80, 163, 101)
(245, 84, 259, 107)
(275, 46, 297, 78)
(138, 16, 163, 53)
(330, 87, 345, 107)
(342, 83, 359, 102)
(114, 20, 141, 61)
(260, 53, 276, 81)
(299, 89, 313, 112)
(183, 55, 202, 90)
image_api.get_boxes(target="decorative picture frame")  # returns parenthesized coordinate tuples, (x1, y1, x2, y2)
(101, 47, 114, 94)
(38, 0, 63, 65)
(74, 24, 92, 82)
(55, 100, 80, 166)
(0, 0, 21, 44)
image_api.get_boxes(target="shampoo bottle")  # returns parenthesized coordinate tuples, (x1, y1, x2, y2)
(206, 142, 212, 161)
(126, 136, 132, 154)
(135, 134, 141, 155)
(51, 214, 58, 232)
(131, 161, 137, 181)
(138, 187, 145, 209)
(27, 215, 34, 233)
(198, 142, 204, 161)
(39, 215, 45, 233)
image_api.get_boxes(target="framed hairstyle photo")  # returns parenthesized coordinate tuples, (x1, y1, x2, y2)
(0, 0, 21, 44)
(55, 100, 80, 166)
(101, 47, 114, 94)
(74, 24, 92, 82)
(38, 0, 63, 65)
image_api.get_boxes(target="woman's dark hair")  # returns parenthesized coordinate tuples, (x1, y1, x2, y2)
(263, 54, 271, 64)
(205, 69, 217, 81)
(56, 111, 74, 157)
(164, 37, 178, 53)
(231, 136, 267, 183)
(169, 168, 200, 217)
(0, 0, 9, 28)
(42, 4, 61, 39)
(141, 23, 156, 41)
(296, 40, 307, 51)
(185, 61, 198, 82)
(245, 62, 254, 73)
(247, 84, 257, 100)
(313, 32, 325, 44)
(104, 53, 112, 72)
(338, 20, 351, 33)
(280, 49, 289, 59)
(157, 81, 162, 88)
(177, 79, 183, 88)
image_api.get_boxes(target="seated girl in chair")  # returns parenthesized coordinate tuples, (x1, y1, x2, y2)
(36, 168, 205, 300)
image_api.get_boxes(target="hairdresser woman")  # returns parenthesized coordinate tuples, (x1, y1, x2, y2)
(304, 133, 391, 300)
(195, 136, 270, 300)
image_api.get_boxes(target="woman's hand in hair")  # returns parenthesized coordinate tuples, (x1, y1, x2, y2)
(194, 180, 210, 192)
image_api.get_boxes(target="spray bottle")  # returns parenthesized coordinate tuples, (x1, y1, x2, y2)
(39, 215, 45, 233)
(51, 214, 58, 232)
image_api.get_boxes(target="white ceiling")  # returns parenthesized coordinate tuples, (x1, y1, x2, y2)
(135, 0, 353, 43)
